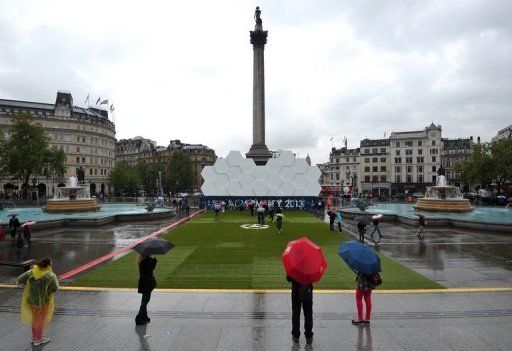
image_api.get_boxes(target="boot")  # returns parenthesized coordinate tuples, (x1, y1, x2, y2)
(135, 315, 147, 325)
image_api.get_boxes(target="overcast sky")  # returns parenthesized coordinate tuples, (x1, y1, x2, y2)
(1, 0, 511, 164)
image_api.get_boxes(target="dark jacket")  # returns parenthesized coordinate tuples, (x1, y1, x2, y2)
(328, 212, 336, 224)
(287, 275, 313, 302)
(418, 217, 426, 226)
(373, 219, 379, 226)
(138, 257, 157, 294)
(357, 222, 367, 231)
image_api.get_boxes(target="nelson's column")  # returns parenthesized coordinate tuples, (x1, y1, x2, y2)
(246, 6, 273, 165)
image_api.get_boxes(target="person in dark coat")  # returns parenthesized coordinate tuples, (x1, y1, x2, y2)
(9, 215, 20, 238)
(287, 275, 314, 344)
(136, 254, 158, 325)
(357, 222, 366, 244)
(268, 206, 275, 222)
(327, 211, 336, 231)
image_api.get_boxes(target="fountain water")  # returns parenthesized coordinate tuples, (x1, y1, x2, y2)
(414, 171, 473, 213)
(44, 176, 100, 212)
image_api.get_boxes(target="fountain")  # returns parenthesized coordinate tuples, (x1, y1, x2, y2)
(44, 176, 101, 212)
(414, 167, 473, 212)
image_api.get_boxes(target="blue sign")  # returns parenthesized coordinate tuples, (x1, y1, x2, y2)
(200, 196, 320, 211)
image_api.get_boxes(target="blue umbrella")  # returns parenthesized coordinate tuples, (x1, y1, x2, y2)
(339, 241, 381, 275)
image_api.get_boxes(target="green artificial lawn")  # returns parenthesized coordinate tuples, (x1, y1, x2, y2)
(73, 211, 443, 290)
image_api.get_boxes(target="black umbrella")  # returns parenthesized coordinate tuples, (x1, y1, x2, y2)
(354, 216, 371, 225)
(7, 213, 19, 217)
(417, 214, 425, 219)
(133, 238, 175, 256)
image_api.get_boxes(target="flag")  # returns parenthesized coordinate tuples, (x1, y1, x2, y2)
(344, 138, 348, 147)
(96, 97, 101, 105)
(85, 94, 89, 104)
(384, 131, 386, 137)
(330, 137, 333, 142)
(110, 104, 115, 112)
(100, 99, 108, 105)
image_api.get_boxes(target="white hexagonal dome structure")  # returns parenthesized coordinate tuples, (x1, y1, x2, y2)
(201, 151, 321, 197)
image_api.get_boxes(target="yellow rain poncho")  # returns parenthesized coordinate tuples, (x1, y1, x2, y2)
(17, 265, 59, 327)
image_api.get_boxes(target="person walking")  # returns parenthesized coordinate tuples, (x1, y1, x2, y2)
(257, 205, 265, 225)
(336, 209, 343, 233)
(268, 205, 275, 222)
(135, 254, 158, 325)
(248, 201, 255, 216)
(357, 222, 367, 244)
(16, 232, 25, 258)
(352, 272, 373, 326)
(417, 215, 426, 239)
(23, 224, 32, 245)
(287, 275, 314, 344)
(214, 202, 221, 221)
(370, 219, 383, 242)
(9, 214, 20, 238)
(185, 204, 190, 218)
(276, 213, 284, 234)
(17, 257, 59, 346)
(327, 211, 336, 231)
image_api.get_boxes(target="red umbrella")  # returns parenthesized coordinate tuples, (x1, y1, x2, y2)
(281, 237, 328, 286)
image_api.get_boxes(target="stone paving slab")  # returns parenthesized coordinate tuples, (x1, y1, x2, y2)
(1, 288, 511, 350)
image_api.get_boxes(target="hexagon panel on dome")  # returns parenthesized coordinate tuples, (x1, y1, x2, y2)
(201, 150, 321, 197)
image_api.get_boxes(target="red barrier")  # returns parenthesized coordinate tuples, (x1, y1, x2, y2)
(59, 210, 205, 280)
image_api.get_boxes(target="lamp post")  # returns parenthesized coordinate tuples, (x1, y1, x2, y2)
(32, 178, 38, 205)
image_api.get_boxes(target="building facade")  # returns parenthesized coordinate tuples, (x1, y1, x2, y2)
(441, 137, 477, 189)
(0, 91, 116, 197)
(138, 139, 217, 191)
(492, 124, 512, 142)
(389, 123, 442, 195)
(115, 136, 156, 167)
(359, 139, 391, 196)
(328, 147, 361, 195)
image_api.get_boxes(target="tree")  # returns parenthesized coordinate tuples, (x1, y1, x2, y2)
(166, 150, 194, 195)
(0, 113, 66, 198)
(107, 161, 140, 196)
(456, 139, 512, 193)
(136, 161, 165, 194)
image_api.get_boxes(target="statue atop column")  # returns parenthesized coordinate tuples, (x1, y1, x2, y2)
(254, 6, 263, 31)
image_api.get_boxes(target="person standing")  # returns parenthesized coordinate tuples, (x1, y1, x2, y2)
(336, 210, 343, 233)
(248, 201, 255, 216)
(357, 222, 367, 244)
(9, 214, 20, 238)
(185, 204, 190, 218)
(276, 213, 284, 234)
(417, 215, 426, 239)
(23, 224, 32, 245)
(17, 257, 59, 346)
(214, 202, 221, 221)
(268, 205, 275, 222)
(257, 205, 265, 225)
(135, 254, 157, 325)
(287, 275, 314, 344)
(327, 211, 336, 231)
(352, 272, 373, 326)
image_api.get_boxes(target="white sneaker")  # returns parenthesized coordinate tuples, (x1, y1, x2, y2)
(33, 336, 50, 346)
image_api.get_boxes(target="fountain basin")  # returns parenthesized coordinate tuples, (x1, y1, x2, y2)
(414, 198, 473, 212)
(44, 198, 101, 213)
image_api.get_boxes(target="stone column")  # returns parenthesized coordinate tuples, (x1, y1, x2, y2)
(246, 28, 272, 165)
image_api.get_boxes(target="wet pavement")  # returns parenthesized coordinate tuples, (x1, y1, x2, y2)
(0, 288, 511, 350)
(0, 214, 188, 284)
(342, 220, 512, 288)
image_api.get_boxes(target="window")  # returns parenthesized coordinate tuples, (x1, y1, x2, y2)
(365, 158, 370, 163)
(76, 157, 80, 163)
(76, 146, 80, 153)
(417, 165, 424, 173)
(89, 169, 93, 175)
(406, 166, 413, 173)
(432, 166, 436, 172)
(430, 149, 438, 154)
(365, 176, 370, 182)
(418, 149, 423, 155)
(336, 174, 339, 180)
(353, 157, 357, 162)
(405, 141, 413, 147)
(380, 175, 387, 182)
(380, 157, 386, 162)
(346, 158, 349, 162)
(381, 166, 387, 172)
(372, 148, 378, 153)
(432, 175, 437, 182)
(405, 149, 412, 155)
(417, 157, 424, 163)
(336, 158, 339, 163)
(82, 157, 85, 163)
(418, 174, 424, 183)
(395, 166, 401, 173)
(395, 150, 401, 156)
(372, 166, 378, 172)
(365, 149, 370, 154)
(77, 136, 80, 142)
(406, 157, 413, 164)
(395, 175, 401, 183)
(395, 141, 400, 147)
(432, 156, 436, 162)
(432, 140, 436, 146)
(365, 166, 370, 172)
(394, 157, 402, 163)
(372, 175, 378, 182)
(406, 174, 412, 183)
(372, 157, 378, 162)
(95, 169, 98, 175)
(82, 137, 85, 142)
(380, 148, 386, 153)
